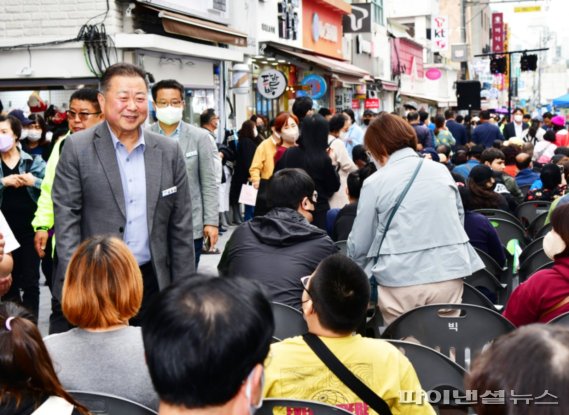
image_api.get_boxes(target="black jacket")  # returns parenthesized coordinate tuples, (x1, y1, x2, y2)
(218, 207, 337, 309)
(229, 135, 261, 205)
(503, 122, 529, 140)
(332, 202, 358, 242)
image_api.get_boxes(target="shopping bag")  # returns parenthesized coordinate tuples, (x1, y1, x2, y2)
(239, 182, 258, 206)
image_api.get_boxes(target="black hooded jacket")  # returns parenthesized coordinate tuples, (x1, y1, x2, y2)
(218, 207, 337, 310)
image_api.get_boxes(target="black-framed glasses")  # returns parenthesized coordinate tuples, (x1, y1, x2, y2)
(66, 110, 101, 121)
(300, 275, 312, 303)
(154, 100, 184, 108)
(307, 191, 318, 204)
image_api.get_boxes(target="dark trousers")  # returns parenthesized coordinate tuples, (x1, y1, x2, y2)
(49, 260, 160, 333)
(41, 235, 54, 289)
(2, 232, 40, 323)
(194, 238, 203, 268)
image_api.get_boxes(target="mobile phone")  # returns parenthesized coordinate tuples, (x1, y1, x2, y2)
(203, 236, 210, 252)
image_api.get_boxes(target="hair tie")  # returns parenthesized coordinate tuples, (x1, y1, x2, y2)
(5, 317, 15, 331)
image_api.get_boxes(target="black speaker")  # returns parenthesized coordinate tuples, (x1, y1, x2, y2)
(456, 81, 481, 110)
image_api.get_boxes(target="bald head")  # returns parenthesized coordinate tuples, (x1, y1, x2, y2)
(515, 152, 532, 170)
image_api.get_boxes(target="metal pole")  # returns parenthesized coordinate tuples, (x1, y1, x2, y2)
(508, 55, 512, 120)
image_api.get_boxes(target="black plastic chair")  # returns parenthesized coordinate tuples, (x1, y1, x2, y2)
(516, 201, 552, 228)
(527, 211, 549, 239)
(474, 208, 522, 227)
(462, 283, 500, 310)
(519, 249, 552, 282)
(488, 218, 528, 249)
(519, 237, 544, 265)
(465, 268, 506, 304)
(334, 240, 347, 255)
(258, 399, 353, 415)
(535, 222, 553, 239)
(387, 340, 467, 403)
(548, 311, 569, 326)
(473, 247, 505, 280)
(382, 303, 515, 370)
(69, 391, 157, 415)
(271, 302, 307, 341)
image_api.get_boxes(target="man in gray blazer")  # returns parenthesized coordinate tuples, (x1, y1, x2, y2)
(52, 63, 194, 330)
(149, 79, 218, 267)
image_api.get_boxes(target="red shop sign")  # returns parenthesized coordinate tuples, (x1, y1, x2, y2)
(364, 98, 380, 109)
(351, 99, 361, 109)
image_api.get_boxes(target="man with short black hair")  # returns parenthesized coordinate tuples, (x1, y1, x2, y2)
(472, 110, 505, 148)
(292, 96, 314, 126)
(453, 145, 484, 179)
(149, 80, 218, 267)
(504, 108, 529, 140)
(407, 111, 432, 150)
(264, 254, 435, 415)
(445, 109, 467, 146)
(542, 112, 553, 130)
(143, 276, 273, 415)
(317, 107, 332, 120)
(342, 109, 364, 157)
(515, 152, 540, 187)
(481, 148, 524, 205)
(218, 168, 336, 309)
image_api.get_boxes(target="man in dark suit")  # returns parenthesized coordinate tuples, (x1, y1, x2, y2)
(503, 108, 529, 140)
(472, 110, 505, 148)
(445, 109, 467, 146)
(53, 63, 194, 331)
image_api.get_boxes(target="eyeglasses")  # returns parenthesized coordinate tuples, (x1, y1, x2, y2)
(66, 110, 101, 121)
(301, 275, 312, 289)
(155, 100, 184, 108)
(307, 191, 318, 204)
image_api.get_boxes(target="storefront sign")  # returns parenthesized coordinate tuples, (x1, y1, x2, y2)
(425, 68, 442, 81)
(297, 74, 327, 100)
(231, 64, 250, 95)
(257, 69, 288, 99)
(432, 15, 448, 52)
(351, 99, 360, 109)
(303, 0, 344, 59)
(261, 23, 276, 34)
(356, 35, 372, 55)
(492, 12, 504, 53)
(364, 98, 380, 109)
(343, 3, 371, 34)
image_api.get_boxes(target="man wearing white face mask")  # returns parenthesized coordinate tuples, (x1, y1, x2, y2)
(149, 80, 219, 268)
(504, 203, 569, 326)
(504, 108, 529, 140)
(142, 275, 273, 415)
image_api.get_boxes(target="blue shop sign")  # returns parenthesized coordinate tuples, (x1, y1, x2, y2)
(298, 74, 327, 99)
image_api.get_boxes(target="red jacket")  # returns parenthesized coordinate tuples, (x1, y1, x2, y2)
(504, 256, 569, 326)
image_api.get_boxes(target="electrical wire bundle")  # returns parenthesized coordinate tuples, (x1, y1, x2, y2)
(78, 23, 117, 78)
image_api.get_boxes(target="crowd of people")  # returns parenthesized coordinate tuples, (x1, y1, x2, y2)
(1, 62, 569, 414)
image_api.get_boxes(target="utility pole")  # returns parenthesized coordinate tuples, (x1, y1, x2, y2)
(460, 0, 467, 80)
(475, 47, 548, 119)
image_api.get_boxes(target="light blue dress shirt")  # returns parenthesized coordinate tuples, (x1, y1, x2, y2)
(345, 123, 364, 157)
(158, 123, 181, 140)
(108, 125, 151, 265)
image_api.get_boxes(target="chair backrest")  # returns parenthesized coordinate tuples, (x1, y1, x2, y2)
(548, 311, 569, 326)
(519, 237, 544, 265)
(515, 201, 552, 228)
(535, 222, 553, 239)
(69, 391, 157, 415)
(464, 268, 506, 304)
(334, 240, 347, 255)
(473, 247, 504, 279)
(382, 304, 515, 370)
(527, 211, 549, 239)
(386, 340, 467, 396)
(258, 399, 354, 415)
(462, 283, 499, 310)
(519, 249, 552, 282)
(271, 302, 307, 341)
(473, 208, 522, 227)
(488, 218, 528, 248)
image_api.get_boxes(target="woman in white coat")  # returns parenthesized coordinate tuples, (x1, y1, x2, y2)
(347, 112, 484, 324)
(328, 113, 358, 209)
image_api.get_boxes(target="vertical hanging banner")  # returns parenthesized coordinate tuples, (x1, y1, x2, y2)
(492, 12, 504, 53)
(432, 15, 448, 52)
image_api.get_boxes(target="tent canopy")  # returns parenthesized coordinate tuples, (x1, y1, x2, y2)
(553, 93, 569, 108)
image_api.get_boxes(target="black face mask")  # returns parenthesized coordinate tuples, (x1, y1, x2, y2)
(363, 119, 370, 126)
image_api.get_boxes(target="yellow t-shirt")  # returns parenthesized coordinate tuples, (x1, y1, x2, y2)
(264, 335, 435, 415)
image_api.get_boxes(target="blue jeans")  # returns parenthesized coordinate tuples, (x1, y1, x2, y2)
(194, 238, 204, 268)
(244, 205, 255, 221)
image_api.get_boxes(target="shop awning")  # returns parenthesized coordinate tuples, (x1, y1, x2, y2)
(270, 46, 370, 79)
(377, 79, 398, 92)
(401, 92, 457, 108)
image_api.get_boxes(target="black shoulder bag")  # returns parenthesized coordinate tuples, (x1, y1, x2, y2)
(303, 333, 392, 415)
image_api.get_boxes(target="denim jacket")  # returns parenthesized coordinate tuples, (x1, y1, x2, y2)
(0, 149, 46, 206)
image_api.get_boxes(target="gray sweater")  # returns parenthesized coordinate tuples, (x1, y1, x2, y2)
(44, 326, 159, 410)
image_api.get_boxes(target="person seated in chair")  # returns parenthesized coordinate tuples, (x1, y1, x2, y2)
(218, 168, 336, 310)
(143, 276, 273, 415)
(264, 254, 435, 415)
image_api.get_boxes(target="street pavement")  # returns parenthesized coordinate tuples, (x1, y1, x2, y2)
(37, 225, 235, 336)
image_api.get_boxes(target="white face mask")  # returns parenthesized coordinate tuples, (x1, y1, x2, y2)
(514, 115, 523, 123)
(245, 367, 264, 415)
(27, 130, 42, 141)
(543, 230, 566, 260)
(281, 127, 299, 144)
(20, 129, 29, 140)
(253, 128, 258, 137)
(155, 106, 183, 126)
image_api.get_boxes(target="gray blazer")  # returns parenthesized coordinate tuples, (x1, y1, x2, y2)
(52, 122, 195, 299)
(149, 121, 218, 239)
